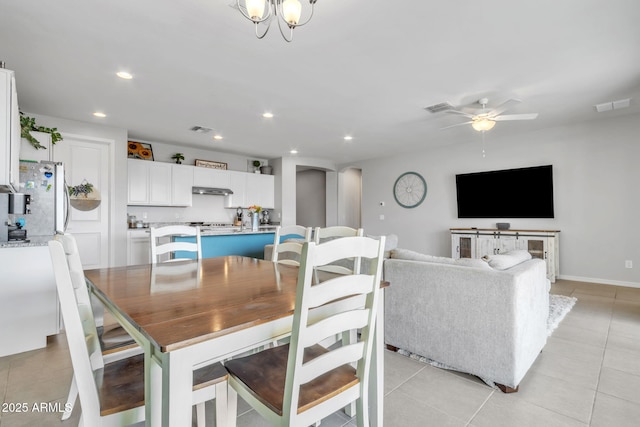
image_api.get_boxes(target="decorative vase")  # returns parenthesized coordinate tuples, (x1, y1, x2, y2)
(251, 213, 259, 231)
(260, 165, 272, 175)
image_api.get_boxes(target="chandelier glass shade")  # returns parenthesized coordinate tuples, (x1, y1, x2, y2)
(237, 0, 316, 42)
(471, 118, 496, 132)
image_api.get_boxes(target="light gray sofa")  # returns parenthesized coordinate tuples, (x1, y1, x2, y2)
(384, 249, 550, 391)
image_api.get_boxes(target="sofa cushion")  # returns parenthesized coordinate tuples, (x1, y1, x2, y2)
(390, 248, 491, 269)
(483, 250, 532, 270)
(390, 248, 456, 264)
(455, 258, 493, 269)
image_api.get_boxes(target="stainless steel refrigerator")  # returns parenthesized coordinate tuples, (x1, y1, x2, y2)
(13, 160, 68, 241)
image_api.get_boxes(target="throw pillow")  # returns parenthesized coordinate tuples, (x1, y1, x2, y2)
(484, 250, 532, 270)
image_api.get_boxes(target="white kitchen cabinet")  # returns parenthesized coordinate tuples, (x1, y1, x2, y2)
(127, 229, 151, 265)
(0, 68, 21, 192)
(225, 172, 274, 209)
(193, 166, 230, 188)
(450, 228, 560, 282)
(225, 171, 247, 208)
(246, 173, 274, 209)
(128, 159, 192, 206)
(148, 161, 172, 205)
(171, 164, 193, 206)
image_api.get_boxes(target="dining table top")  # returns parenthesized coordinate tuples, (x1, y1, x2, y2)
(84, 256, 300, 352)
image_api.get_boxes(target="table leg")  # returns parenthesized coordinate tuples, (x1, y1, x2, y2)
(161, 350, 194, 426)
(369, 289, 385, 427)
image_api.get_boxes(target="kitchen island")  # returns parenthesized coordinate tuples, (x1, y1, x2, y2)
(129, 225, 278, 264)
(179, 228, 276, 259)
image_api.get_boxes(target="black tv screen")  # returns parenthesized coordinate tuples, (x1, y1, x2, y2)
(456, 165, 554, 218)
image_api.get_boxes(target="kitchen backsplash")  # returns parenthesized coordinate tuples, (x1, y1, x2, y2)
(127, 194, 238, 224)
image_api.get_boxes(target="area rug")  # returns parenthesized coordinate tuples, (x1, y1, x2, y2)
(547, 294, 577, 336)
(397, 293, 577, 388)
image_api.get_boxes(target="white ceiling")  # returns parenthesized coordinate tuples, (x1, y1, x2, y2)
(1, 0, 639, 163)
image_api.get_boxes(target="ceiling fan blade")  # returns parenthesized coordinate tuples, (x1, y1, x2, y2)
(443, 110, 475, 119)
(487, 98, 522, 117)
(440, 121, 472, 130)
(494, 113, 539, 121)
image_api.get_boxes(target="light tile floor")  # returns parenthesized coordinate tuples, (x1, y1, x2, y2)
(1, 280, 639, 426)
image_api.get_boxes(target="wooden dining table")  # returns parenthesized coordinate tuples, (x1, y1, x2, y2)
(84, 255, 385, 427)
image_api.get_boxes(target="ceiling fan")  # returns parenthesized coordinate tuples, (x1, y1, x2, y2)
(441, 98, 538, 131)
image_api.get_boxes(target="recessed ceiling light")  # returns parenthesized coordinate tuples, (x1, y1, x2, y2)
(213, 134, 223, 140)
(116, 71, 133, 80)
(93, 112, 106, 118)
(262, 112, 274, 118)
(290, 149, 298, 154)
(344, 135, 353, 141)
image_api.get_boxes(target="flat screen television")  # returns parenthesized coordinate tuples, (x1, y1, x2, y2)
(455, 165, 554, 218)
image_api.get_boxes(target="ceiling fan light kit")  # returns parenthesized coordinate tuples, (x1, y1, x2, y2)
(471, 118, 496, 132)
(438, 97, 539, 132)
(237, 0, 317, 42)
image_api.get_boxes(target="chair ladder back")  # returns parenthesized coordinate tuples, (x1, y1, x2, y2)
(271, 225, 312, 263)
(313, 226, 365, 275)
(282, 236, 385, 423)
(150, 225, 202, 263)
(49, 240, 102, 422)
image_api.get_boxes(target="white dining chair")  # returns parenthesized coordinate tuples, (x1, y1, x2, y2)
(150, 225, 202, 263)
(56, 233, 140, 421)
(313, 226, 364, 277)
(225, 235, 386, 427)
(271, 225, 312, 266)
(49, 235, 230, 427)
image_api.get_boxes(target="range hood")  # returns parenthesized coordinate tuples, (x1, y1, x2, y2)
(192, 186, 234, 196)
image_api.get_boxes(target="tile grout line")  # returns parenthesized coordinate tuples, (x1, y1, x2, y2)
(585, 288, 616, 426)
(464, 389, 495, 426)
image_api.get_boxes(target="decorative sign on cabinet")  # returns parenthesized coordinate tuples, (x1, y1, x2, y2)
(450, 228, 560, 282)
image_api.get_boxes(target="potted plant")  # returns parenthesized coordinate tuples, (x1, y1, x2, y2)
(252, 160, 261, 173)
(68, 181, 101, 211)
(171, 153, 185, 164)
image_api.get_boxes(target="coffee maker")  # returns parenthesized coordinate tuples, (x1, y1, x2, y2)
(0, 193, 30, 242)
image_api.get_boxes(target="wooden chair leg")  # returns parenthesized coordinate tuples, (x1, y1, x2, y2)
(496, 383, 519, 393)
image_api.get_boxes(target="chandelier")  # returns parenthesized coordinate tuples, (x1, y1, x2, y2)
(237, 0, 317, 42)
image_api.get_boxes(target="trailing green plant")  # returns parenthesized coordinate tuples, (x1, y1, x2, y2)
(68, 182, 94, 197)
(20, 112, 63, 150)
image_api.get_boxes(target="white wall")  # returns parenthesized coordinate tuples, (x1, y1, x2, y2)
(296, 169, 326, 227)
(338, 167, 362, 229)
(355, 114, 640, 287)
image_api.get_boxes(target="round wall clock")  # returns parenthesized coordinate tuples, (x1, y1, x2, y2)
(393, 172, 427, 208)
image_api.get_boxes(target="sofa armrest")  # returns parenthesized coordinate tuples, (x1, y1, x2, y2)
(383, 258, 548, 388)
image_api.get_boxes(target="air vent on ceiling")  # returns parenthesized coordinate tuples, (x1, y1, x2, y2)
(190, 125, 213, 133)
(424, 102, 454, 114)
(594, 98, 631, 113)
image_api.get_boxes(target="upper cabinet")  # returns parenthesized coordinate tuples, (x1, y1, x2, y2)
(193, 167, 230, 188)
(127, 159, 193, 206)
(224, 171, 274, 209)
(127, 159, 274, 209)
(0, 68, 21, 192)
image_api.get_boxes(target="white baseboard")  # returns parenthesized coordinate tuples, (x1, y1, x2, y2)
(558, 275, 640, 289)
